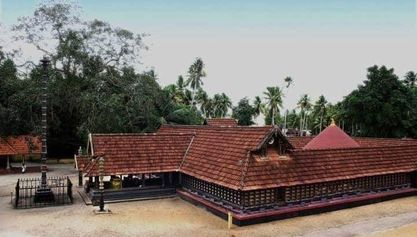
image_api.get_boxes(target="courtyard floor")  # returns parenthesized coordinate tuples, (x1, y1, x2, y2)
(0, 163, 417, 237)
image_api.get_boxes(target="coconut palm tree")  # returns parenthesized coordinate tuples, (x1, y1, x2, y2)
(313, 95, 328, 133)
(195, 88, 209, 116)
(253, 96, 262, 118)
(186, 58, 206, 105)
(297, 94, 312, 135)
(263, 86, 283, 125)
(282, 76, 294, 129)
(204, 98, 215, 118)
(284, 76, 293, 88)
(213, 93, 232, 117)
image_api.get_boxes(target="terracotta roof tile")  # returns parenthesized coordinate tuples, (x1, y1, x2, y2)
(289, 136, 417, 149)
(159, 124, 281, 189)
(243, 145, 417, 190)
(0, 138, 17, 156)
(303, 124, 360, 150)
(204, 118, 238, 127)
(84, 133, 194, 176)
(74, 155, 90, 171)
(84, 125, 417, 192)
(5, 135, 42, 155)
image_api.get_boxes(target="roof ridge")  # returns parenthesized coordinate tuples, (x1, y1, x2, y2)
(178, 134, 196, 170)
(161, 124, 274, 129)
(239, 151, 251, 191)
(91, 133, 194, 136)
(293, 144, 417, 153)
(354, 136, 417, 141)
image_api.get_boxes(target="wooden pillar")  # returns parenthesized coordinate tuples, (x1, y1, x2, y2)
(6, 156, 10, 169)
(162, 173, 166, 188)
(78, 170, 83, 186)
(142, 174, 145, 187)
(169, 173, 173, 186)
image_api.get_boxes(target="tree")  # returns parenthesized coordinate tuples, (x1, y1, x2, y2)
(312, 95, 328, 133)
(232, 98, 256, 125)
(341, 65, 417, 138)
(297, 94, 312, 135)
(186, 58, 206, 106)
(404, 71, 416, 88)
(253, 96, 262, 118)
(213, 93, 232, 118)
(284, 76, 293, 88)
(164, 75, 190, 105)
(2, 1, 159, 156)
(282, 76, 294, 129)
(195, 88, 209, 116)
(12, 1, 146, 72)
(263, 87, 283, 125)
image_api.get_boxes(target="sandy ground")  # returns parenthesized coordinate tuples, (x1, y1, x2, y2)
(1, 163, 417, 237)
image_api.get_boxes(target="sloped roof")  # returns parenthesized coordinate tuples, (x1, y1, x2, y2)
(204, 118, 238, 127)
(288, 136, 417, 150)
(6, 135, 42, 155)
(74, 154, 90, 171)
(243, 145, 417, 190)
(158, 125, 289, 189)
(84, 133, 194, 176)
(0, 139, 17, 156)
(303, 124, 360, 150)
(82, 125, 417, 191)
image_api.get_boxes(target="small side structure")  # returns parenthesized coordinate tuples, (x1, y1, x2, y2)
(78, 118, 417, 225)
(81, 133, 194, 204)
(0, 139, 18, 169)
(0, 135, 41, 170)
(6, 135, 42, 161)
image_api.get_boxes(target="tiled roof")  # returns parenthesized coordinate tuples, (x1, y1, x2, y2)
(303, 124, 360, 150)
(5, 135, 42, 155)
(354, 137, 417, 147)
(83, 125, 417, 191)
(288, 136, 417, 149)
(0, 139, 17, 156)
(204, 118, 238, 127)
(159, 125, 286, 189)
(74, 155, 90, 171)
(84, 133, 194, 176)
(243, 145, 417, 190)
(287, 137, 313, 149)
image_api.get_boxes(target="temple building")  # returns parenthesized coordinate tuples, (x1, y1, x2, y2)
(0, 135, 41, 169)
(76, 118, 417, 225)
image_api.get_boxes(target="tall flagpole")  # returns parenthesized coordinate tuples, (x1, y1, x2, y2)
(35, 56, 54, 202)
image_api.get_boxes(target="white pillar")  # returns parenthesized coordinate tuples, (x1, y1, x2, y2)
(6, 156, 10, 169)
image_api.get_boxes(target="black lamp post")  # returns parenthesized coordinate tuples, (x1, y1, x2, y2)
(98, 157, 105, 212)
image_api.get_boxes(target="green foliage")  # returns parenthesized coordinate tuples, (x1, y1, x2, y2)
(263, 86, 283, 125)
(0, 1, 205, 155)
(232, 98, 255, 126)
(341, 65, 417, 137)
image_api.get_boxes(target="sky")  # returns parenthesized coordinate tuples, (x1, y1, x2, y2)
(1, 0, 417, 117)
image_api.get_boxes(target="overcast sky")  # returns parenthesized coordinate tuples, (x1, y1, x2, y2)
(1, 0, 417, 113)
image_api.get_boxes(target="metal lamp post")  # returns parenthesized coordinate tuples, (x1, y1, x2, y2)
(98, 157, 105, 212)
